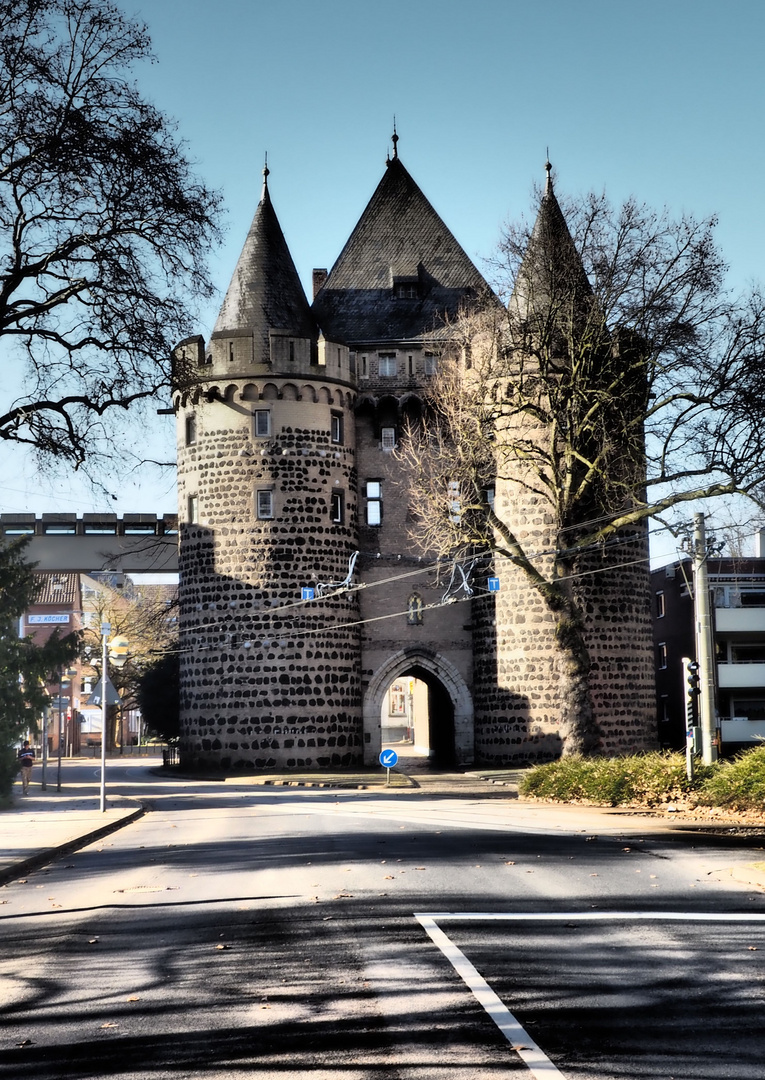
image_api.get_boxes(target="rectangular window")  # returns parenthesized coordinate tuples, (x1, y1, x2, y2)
(360, 354, 368, 377)
(254, 410, 271, 437)
(408, 354, 414, 376)
(256, 489, 274, 519)
(658, 642, 667, 669)
(389, 682, 407, 715)
(187, 495, 198, 524)
(424, 353, 438, 375)
(185, 414, 197, 446)
(656, 591, 665, 618)
(378, 353, 397, 377)
(366, 480, 382, 526)
(331, 412, 344, 445)
(289, 339, 295, 362)
(381, 426, 396, 451)
(228, 341, 235, 362)
(330, 491, 344, 524)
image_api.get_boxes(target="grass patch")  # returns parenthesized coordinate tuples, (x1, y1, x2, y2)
(697, 745, 765, 811)
(520, 751, 711, 806)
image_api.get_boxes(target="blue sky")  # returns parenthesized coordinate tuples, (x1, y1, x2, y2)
(2, 0, 765, 556)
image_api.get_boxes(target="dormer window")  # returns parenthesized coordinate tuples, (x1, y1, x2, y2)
(394, 281, 418, 299)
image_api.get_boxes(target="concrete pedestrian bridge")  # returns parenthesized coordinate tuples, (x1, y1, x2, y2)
(0, 513, 178, 573)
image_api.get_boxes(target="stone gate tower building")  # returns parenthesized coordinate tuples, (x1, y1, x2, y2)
(174, 142, 656, 771)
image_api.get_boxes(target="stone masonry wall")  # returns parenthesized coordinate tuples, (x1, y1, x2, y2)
(176, 378, 362, 770)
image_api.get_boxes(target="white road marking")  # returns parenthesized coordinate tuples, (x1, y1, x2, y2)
(415, 914, 567, 1079)
(415, 910, 765, 1079)
(417, 910, 765, 922)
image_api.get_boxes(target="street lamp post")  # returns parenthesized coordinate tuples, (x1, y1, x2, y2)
(100, 621, 111, 813)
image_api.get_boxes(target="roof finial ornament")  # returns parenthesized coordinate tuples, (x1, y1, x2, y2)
(544, 152, 553, 196)
(262, 152, 270, 195)
(391, 116, 399, 160)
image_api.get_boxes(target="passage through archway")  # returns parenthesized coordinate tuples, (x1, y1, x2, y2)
(363, 649, 473, 768)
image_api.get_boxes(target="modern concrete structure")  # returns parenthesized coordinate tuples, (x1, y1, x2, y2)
(653, 555, 765, 754)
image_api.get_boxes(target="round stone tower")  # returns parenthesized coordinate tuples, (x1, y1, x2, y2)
(472, 170, 656, 763)
(174, 169, 362, 771)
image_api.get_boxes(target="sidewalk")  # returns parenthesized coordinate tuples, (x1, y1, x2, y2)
(0, 774, 144, 887)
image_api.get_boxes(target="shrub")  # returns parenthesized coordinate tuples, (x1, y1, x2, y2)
(520, 752, 709, 806)
(697, 745, 765, 810)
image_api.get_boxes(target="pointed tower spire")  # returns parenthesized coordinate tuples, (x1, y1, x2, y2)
(510, 160, 592, 323)
(391, 117, 399, 160)
(212, 165, 315, 365)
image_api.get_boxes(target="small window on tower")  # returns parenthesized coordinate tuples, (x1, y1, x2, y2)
(187, 495, 198, 523)
(228, 341, 235, 363)
(381, 427, 396, 451)
(366, 480, 382, 526)
(256, 489, 274, 520)
(331, 412, 344, 445)
(656, 591, 665, 618)
(378, 353, 397, 377)
(254, 410, 271, 437)
(407, 593, 424, 625)
(330, 491, 344, 524)
(289, 339, 295, 361)
(185, 415, 197, 446)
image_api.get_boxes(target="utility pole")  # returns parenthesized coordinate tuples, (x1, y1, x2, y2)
(692, 513, 718, 764)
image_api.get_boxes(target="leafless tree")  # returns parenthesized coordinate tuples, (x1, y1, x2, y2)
(0, 0, 221, 474)
(398, 182, 765, 751)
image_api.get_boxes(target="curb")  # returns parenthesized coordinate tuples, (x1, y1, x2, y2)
(0, 805, 146, 888)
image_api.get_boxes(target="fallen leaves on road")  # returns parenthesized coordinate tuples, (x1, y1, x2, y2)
(126, 996, 140, 1002)
(100, 1023, 118, 1029)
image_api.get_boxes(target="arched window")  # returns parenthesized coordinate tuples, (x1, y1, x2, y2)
(407, 593, 423, 625)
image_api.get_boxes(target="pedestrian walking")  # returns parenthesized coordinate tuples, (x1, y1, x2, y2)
(18, 740, 35, 795)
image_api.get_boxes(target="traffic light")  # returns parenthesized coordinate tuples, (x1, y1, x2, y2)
(683, 658, 700, 726)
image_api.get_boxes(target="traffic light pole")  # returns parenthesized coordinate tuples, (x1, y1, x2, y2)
(693, 514, 718, 765)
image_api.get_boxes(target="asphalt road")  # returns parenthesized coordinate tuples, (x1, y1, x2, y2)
(2, 766, 765, 1079)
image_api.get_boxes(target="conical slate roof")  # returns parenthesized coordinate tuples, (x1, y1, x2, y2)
(313, 155, 490, 345)
(212, 172, 316, 362)
(510, 166, 593, 323)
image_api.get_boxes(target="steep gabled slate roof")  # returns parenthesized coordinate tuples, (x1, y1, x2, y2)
(313, 156, 491, 345)
(212, 173, 316, 361)
(510, 167, 593, 323)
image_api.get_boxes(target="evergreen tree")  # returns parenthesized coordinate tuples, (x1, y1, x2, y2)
(0, 540, 79, 801)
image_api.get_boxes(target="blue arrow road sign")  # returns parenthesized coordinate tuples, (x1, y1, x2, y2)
(379, 749, 398, 768)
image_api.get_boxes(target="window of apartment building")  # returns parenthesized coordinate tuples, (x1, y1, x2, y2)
(187, 495, 198, 523)
(256, 489, 274, 520)
(378, 352, 397, 377)
(330, 491, 345, 524)
(254, 410, 271, 437)
(407, 593, 424, 625)
(381, 426, 396, 451)
(657, 642, 668, 669)
(732, 698, 765, 721)
(656, 591, 665, 618)
(366, 480, 382, 526)
(731, 642, 765, 663)
(424, 353, 438, 375)
(185, 414, 197, 446)
(740, 590, 765, 606)
(389, 682, 407, 715)
(331, 411, 344, 445)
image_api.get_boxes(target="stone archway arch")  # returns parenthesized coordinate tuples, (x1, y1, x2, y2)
(363, 647, 474, 767)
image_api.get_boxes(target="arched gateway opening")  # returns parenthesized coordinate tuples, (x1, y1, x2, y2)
(363, 649, 474, 768)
